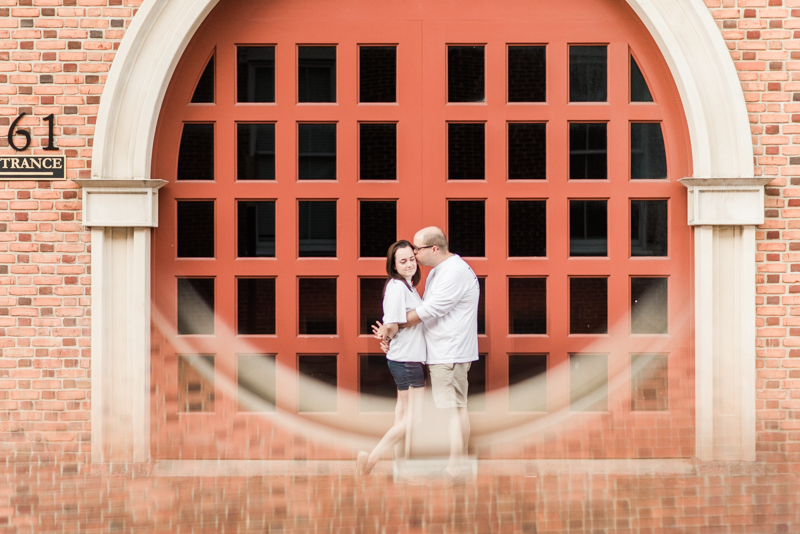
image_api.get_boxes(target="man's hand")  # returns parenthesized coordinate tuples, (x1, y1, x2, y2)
(380, 339, 390, 354)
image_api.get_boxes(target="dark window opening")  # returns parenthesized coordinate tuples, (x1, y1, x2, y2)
(631, 123, 667, 179)
(177, 278, 215, 335)
(360, 123, 396, 181)
(298, 201, 336, 257)
(237, 200, 275, 257)
(569, 123, 607, 180)
(508, 278, 547, 335)
(237, 278, 276, 335)
(360, 200, 396, 258)
(569, 200, 607, 257)
(569, 278, 607, 334)
(630, 54, 653, 102)
(508, 46, 546, 102)
(299, 46, 336, 103)
(177, 200, 214, 258)
(569, 46, 607, 102)
(360, 354, 396, 412)
(448, 45, 485, 102)
(359, 278, 385, 335)
(448, 200, 485, 257)
(448, 123, 485, 180)
(191, 54, 214, 103)
(237, 123, 275, 181)
(298, 278, 337, 335)
(631, 200, 667, 257)
(508, 122, 546, 180)
(177, 123, 214, 181)
(360, 46, 396, 102)
(299, 123, 336, 180)
(237, 46, 275, 103)
(509, 200, 546, 257)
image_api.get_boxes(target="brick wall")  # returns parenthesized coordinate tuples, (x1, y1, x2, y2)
(0, 0, 142, 461)
(0, 0, 799, 466)
(703, 0, 800, 466)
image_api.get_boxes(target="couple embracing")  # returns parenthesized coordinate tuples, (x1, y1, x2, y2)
(356, 226, 480, 480)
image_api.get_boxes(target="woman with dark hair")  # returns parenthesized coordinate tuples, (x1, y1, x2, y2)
(356, 240, 426, 478)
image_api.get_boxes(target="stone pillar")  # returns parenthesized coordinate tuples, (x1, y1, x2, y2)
(681, 177, 773, 461)
(75, 179, 167, 463)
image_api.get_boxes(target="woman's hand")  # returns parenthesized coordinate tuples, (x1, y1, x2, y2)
(372, 321, 388, 340)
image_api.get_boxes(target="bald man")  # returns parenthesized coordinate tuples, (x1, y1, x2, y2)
(376, 226, 480, 477)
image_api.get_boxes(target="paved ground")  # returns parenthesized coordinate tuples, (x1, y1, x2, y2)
(2, 458, 799, 533)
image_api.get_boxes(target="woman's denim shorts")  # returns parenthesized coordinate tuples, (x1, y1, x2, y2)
(386, 360, 425, 391)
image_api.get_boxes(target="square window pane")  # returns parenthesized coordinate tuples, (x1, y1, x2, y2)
(631, 354, 668, 411)
(509, 200, 546, 257)
(468, 354, 486, 412)
(237, 123, 275, 181)
(631, 277, 668, 334)
(478, 277, 486, 335)
(569, 123, 607, 179)
(237, 201, 275, 257)
(448, 123, 485, 180)
(508, 278, 546, 334)
(448, 45, 484, 102)
(299, 124, 336, 180)
(177, 124, 214, 181)
(360, 123, 396, 181)
(360, 200, 396, 257)
(177, 200, 214, 258)
(508, 123, 546, 180)
(630, 55, 653, 103)
(570, 200, 607, 257)
(448, 200, 485, 257)
(237, 278, 276, 335)
(360, 46, 396, 103)
(237, 46, 275, 103)
(631, 200, 667, 257)
(631, 123, 667, 179)
(570, 353, 607, 411)
(508, 46, 546, 102)
(191, 55, 214, 104)
(298, 278, 337, 335)
(177, 278, 214, 335)
(298, 46, 336, 103)
(178, 354, 215, 412)
(360, 354, 396, 412)
(360, 278, 385, 335)
(570, 278, 607, 334)
(238, 354, 276, 412)
(298, 355, 337, 412)
(569, 46, 607, 102)
(508, 354, 547, 412)
(298, 201, 336, 257)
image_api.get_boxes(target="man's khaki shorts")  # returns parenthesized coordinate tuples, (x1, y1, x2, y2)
(428, 362, 471, 408)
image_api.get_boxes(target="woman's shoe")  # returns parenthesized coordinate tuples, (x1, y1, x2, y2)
(355, 451, 369, 479)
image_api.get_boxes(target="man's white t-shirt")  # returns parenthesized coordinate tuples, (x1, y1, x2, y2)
(416, 255, 480, 365)
(382, 278, 426, 363)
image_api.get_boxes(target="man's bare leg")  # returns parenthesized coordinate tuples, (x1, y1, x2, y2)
(445, 408, 466, 477)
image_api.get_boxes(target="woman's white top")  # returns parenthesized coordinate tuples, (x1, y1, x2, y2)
(382, 278, 426, 363)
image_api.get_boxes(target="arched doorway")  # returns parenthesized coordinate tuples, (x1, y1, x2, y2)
(150, 0, 693, 459)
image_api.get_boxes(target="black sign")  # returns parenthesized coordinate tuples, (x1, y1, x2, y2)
(0, 155, 66, 180)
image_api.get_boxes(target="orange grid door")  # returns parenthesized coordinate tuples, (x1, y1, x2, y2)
(151, 0, 693, 460)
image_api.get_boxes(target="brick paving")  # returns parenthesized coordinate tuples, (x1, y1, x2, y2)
(1, 457, 799, 533)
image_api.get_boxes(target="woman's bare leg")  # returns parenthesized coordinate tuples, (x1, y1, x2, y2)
(365, 389, 409, 474)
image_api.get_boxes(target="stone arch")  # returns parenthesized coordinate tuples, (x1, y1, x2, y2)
(84, 0, 760, 463)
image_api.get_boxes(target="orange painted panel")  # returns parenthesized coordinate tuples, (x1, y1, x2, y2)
(151, 0, 693, 459)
